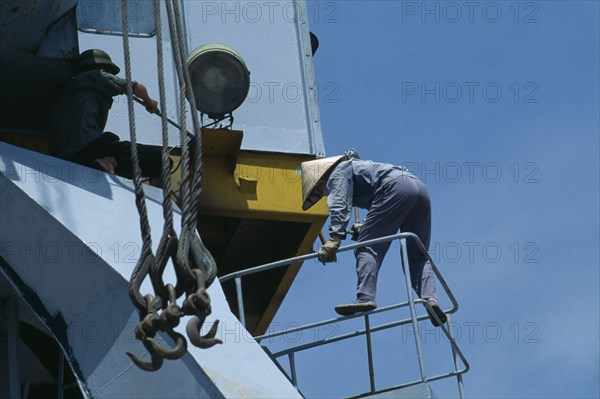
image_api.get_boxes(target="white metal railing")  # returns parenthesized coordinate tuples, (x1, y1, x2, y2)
(220, 233, 469, 398)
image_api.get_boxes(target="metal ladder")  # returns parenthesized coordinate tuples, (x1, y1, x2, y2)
(220, 232, 470, 398)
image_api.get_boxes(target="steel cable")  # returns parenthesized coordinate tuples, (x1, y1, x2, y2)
(125, 0, 221, 371)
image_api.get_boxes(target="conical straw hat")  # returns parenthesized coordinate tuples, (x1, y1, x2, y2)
(301, 155, 347, 210)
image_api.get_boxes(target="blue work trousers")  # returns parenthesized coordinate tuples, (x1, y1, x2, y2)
(355, 174, 437, 300)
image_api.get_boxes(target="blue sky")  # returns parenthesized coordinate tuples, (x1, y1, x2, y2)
(269, 1, 600, 398)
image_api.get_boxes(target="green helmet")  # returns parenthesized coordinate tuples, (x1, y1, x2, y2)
(78, 49, 120, 75)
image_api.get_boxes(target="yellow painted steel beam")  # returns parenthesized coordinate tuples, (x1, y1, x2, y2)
(201, 151, 328, 218)
(171, 130, 329, 220)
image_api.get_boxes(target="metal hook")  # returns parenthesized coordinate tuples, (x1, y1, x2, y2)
(134, 294, 162, 340)
(126, 338, 165, 372)
(147, 329, 188, 360)
(182, 271, 222, 349)
(181, 270, 211, 315)
(149, 285, 188, 360)
(127, 295, 166, 371)
(187, 316, 222, 349)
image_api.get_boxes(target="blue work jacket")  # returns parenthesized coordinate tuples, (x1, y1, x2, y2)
(324, 159, 411, 238)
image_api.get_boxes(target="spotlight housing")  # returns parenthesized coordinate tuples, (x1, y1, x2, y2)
(186, 44, 250, 121)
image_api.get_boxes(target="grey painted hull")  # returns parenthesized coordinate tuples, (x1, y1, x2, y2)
(0, 142, 302, 398)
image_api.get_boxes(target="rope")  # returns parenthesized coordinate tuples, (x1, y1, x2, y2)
(121, 0, 154, 311)
(164, 0, 195, 278)
(152, 0, 176, 277)
(155, 0, 175, 236)
(164, 0, 190, 222)
(124, 0, 221, 371)
(164, 0, 221, 349)
(171, 0, 204, 230)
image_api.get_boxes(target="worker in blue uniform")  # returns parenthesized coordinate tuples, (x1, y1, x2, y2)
(301, 149, 447, 326)
(50, 49, 163, 178)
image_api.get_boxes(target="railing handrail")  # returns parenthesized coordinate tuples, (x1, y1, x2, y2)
(218, 232, 469, 398)
(263, 299, 469, 370)
(257, 301, 410, 341)
(219, 232, 459, 316)
(256, 298, 439, 345)
(220, 232, 412, 282)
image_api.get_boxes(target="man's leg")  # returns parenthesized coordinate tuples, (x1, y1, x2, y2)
(335, 176, 421, 316)
(401, 178, 447, 326)
(401, 178, 436, 299)
(136, 143, 166, 179)
(110, 141, 164, 179)
(70, 133, 120, 172)
(354, 176, 421, 299)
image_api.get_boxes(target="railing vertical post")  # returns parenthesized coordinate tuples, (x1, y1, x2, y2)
(1, 296, 20, 399)
(364, 315, 376, 393)
(288, 352, 298, 388)
(400, 238, 428, 382)
(235, 277, 246, 329)
(22, 378, 30, 399)
(57, 351, 64, 399)
(448, 314, 466, 399)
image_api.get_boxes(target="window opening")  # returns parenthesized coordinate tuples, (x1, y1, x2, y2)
(76, 0, 156, 37)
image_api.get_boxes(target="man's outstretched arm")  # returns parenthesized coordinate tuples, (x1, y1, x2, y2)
(133, 83, 159, 114)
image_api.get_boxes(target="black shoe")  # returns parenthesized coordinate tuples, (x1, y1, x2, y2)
(335, 298, 377, 316)
(426, 298, 447, 327)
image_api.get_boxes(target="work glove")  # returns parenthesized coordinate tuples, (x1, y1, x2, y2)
(318, 236, 341, 264)
(350, 223, 363, 241)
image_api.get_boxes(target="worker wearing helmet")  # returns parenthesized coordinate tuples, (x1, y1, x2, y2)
(301, 149, 447, 326)
(50, 49, 162, 178)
